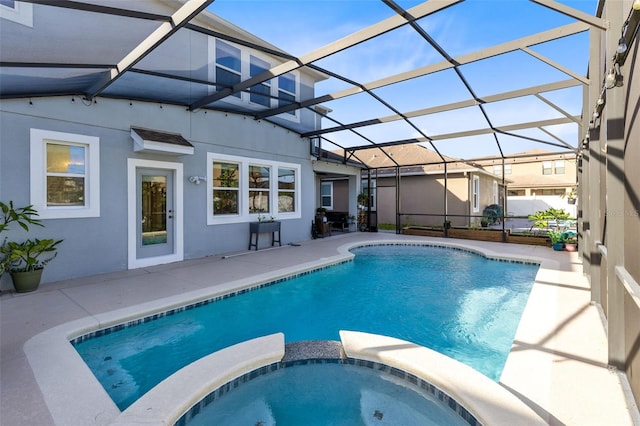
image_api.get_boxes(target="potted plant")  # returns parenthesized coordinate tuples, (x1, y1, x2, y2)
(1, 238, 63, 292)
(548, 230, 565, 251)
(565, 189, 577, 205)
(564, 233, 578, 251)
(357, 192, 369, 208)
(1, 201, 43, 278)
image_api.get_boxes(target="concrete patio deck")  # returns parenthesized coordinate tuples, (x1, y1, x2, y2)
(1, 232, 638, 425)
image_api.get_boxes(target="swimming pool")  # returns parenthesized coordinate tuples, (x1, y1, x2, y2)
(183, 361, 472, 426)
(73, 244, 538, 410)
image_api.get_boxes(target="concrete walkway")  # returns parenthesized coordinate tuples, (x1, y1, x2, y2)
(1, 232, 638, 425)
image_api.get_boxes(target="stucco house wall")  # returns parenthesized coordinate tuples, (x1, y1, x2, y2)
(0, 1, 340, 289)
(330, 179, 351, 213)
(0, 97, 318, 288)
(580, 0, 640, 408)
(375, 174, 471, 228)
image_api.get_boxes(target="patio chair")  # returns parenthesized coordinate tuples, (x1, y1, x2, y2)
(315, 215, 332, 238)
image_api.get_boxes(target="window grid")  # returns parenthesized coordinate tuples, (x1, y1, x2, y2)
(249, 55, 271, 107)
(45, 142, 87, 207)
(321, 182, 333, 209)
(216, 40, 241, 99)
(278, 73, 297, 115)
(249, 165, 271, 214)
(207, 153, 301, 224)
(30, 128, 100, 218)
(212, 161, 240, 216)
(278, 167, 296, 213)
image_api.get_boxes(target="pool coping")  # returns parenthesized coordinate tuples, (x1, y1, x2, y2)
(114, 331, 545, 426)
(111, 333, 285, 426)
(22, 238, 566, 425)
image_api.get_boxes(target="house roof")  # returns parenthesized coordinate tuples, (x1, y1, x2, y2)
(474, 148, 577, 166)
(0, 0, 602, 166)
(336, 144, 501, 179)
(131, 127, 193, 148)
(507, 174, 575, 189)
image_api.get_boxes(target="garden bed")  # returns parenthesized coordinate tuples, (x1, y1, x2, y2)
(402, 226, 550, 246)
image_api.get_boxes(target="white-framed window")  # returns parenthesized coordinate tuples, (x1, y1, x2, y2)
(278, 72, 297, 116)
(554, 160, 565, 174)
(249, 55, 272, 107)
(0, 0, 33, 27)
(208, 38, 299, 121)
(472, 175, 480, 212)
(492, 164, 512, 175)
(30, 129, 100, 219)
(492, 181, 498, 204)
(207, 153, 301, 224)
(278, 167, 296, 213)
(248, 164, 271, 214)
(542, 161, 552, 175)
(215, 40, 242, 99)
(212, 161, 240, 216)
(321, 181, 333, 210)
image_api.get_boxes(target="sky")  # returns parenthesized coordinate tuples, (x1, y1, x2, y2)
(206, 0, 598, 160)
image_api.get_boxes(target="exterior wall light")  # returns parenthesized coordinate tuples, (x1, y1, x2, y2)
(189, 176, 207, 185)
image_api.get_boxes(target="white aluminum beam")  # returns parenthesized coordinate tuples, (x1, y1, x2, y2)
(189, 0, 461, 110)
(530, 0, 608, 30)
(304, 79, 581, 137)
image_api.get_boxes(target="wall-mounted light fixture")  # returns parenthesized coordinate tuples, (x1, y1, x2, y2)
(605, 64, 624, 89)
(189, 176, 207, 185)
(634, 0, 640, 11)
(616, 37, 628, 54)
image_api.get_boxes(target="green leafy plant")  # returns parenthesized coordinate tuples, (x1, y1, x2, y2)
(357, 192, 369, 208)
(1, 238, 63, 272)
(547, 230, 566, 245)
(1, 201, 44, 276)
(528, 207, 571, 231)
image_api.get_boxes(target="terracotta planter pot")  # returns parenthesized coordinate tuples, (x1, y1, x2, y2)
(10, 268, 44, 293)
(565, 243, 577, 252)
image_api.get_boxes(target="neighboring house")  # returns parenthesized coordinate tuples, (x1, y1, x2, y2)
(0, 1, 354, 287)
(476, 148, 578, 217)
(477, 148, 577, 196)
(335, 145, 505, 228)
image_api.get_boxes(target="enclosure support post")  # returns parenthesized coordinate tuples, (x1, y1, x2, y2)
(443, 162, 449, 237)
(395, 166, 401, 234)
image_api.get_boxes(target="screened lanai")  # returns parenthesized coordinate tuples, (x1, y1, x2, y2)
(1, 0, 615, 233)
(3, 0, 640, 234)
(2, 0, 640, 422)
(2, 0, 602, 158)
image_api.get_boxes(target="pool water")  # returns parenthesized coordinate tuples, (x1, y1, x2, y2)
(184, 362, 471, 426)
(73, 245, 538, 410)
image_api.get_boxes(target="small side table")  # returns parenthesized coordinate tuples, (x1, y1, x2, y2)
(248, 221, 282, 250)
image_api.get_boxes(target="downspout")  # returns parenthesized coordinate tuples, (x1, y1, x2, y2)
(443, 162, 449, 237)
(501, 158, 506, 242)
